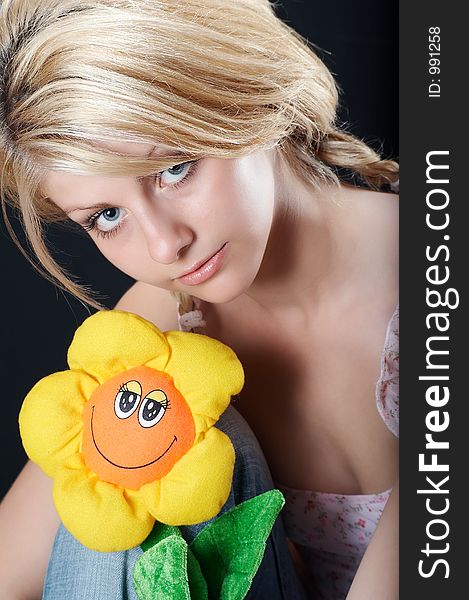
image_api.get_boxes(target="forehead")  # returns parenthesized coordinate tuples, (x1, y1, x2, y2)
(101, 140, 156, 156)
(40, 140, 179, 205)
(41, 169, 121, 204)
(98, 140, 184, 158)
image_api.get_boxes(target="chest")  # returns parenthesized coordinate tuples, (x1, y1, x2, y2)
(202, 300, 399, 494)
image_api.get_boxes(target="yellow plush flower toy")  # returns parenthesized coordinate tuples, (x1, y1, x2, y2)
(19, 310, 243, 552)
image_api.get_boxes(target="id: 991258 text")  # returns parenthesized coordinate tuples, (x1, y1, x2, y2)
(428, 27, 441, 98)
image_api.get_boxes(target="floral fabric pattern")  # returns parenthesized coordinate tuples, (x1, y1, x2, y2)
(277, 486, 391, 598)
(376, 305, 399, 437)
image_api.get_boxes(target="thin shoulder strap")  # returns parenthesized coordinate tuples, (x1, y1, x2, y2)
(177, 296, 206, 332)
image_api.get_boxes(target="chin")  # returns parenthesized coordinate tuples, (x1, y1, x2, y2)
(181, 270, 256, 305)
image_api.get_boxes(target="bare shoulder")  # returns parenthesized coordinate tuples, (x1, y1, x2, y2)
(114, 282, 179, 330)
(342, 184, 399, 207)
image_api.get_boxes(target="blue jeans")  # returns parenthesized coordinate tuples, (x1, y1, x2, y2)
(43, 406, 307, 599)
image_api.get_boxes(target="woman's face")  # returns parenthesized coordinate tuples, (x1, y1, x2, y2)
(42, 143, 277, 303)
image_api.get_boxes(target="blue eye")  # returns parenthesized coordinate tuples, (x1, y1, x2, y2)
(101, 208, 120, 220)
(168, 164, 186, 175)
(84, 207, 126, 236)
(160, 162, 192, 186)
(96, 208, 122, 231)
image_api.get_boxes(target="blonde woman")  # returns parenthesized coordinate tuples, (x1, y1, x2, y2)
(0, 0, 399, 598)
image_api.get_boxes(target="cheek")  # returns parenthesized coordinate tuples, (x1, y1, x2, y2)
(94, 228, 138, 269)
(196, 157, 275, 240)
(95, 231, 167, 285)
(233, 158, 276, 243)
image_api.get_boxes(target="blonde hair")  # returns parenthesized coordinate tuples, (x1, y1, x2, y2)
(0, 0, 398, 308)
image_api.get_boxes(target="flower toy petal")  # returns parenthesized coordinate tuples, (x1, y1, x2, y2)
(19, 310, 244, 552)
(20, 370, 97, 477)
(67, 310, 170, 383)
(53, 454, 155, 551)
(141, 426, 235, 526)
(158, 331, 244, 425)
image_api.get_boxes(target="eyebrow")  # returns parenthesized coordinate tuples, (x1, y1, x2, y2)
(66, 202, 115, 215)
(60, 150, 192, 214)
(152, 148, 187, 158)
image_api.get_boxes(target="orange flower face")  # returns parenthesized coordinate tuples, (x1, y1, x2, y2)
(82, 366, 196, 489)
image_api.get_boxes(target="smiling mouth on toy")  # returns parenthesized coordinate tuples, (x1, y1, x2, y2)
(90, 406, 177, 469)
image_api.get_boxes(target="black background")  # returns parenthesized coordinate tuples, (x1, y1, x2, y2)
(0, 0, 398, 509)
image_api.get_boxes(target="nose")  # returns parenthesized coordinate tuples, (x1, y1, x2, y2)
(140, 212, 194, 265)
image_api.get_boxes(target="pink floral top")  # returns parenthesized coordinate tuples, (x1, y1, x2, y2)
(179, 302, 399, 600)
(278, 305, 399, 599)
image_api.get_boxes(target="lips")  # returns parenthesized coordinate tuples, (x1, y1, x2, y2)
(176, 243, 227, 286)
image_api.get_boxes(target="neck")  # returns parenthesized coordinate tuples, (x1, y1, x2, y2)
(244, 167, 397, 317)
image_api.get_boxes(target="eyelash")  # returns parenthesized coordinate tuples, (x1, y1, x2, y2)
(117, 384, 171, 410)
(156, 396, 171, 410)
(83, 160, 199, 240)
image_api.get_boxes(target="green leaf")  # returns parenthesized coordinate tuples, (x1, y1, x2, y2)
(187, 547, 209, 600)
(140, 522, 182, 553)
(135, 522, 208, 600)
(190, 489, 285, 600)
(133, 534, 191, 600)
